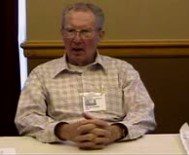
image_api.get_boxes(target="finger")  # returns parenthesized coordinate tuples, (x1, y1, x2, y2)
(74, 133, 96, 143)
(82, 112, 94, 119)
(77, 123, 96, 135)
(77, 141, 95, 149)
(82, 112, 110, 129)
(88, 119, 109, 128)
(94, 137, 110, 145)
(83, 112, 109, 127)
(78, 142, 105, 150)
(75, 119, 92, 126)
(91, 128, 111, 138)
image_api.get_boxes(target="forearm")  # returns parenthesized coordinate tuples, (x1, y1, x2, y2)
(121, 67, 156, 140)
(14, 69, 63, 143)
(115, 111, 156, 140)
(15, 113, 62, 143)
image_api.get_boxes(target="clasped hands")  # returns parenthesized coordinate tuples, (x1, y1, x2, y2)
(56, 113, 123, 149)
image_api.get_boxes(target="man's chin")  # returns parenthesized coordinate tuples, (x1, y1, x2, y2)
(71, 52, 85, 59)
(69, 55, 87, 65)
(71, 49, 85, 54)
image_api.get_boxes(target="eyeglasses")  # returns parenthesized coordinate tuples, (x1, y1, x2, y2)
(63, 28, 100, 39)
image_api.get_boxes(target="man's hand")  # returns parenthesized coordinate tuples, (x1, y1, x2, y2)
(75, 116, 111, 149)
(75, 113, 124, 149)
(55, 113, 124, 149)
(55, 119, 96, 142)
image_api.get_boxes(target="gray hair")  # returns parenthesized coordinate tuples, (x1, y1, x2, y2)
(61, 2, 105, 30)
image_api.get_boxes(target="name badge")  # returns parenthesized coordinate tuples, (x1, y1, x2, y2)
(81, 92, 106, 112)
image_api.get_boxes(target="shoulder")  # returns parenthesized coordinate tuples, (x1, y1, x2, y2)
(100, 55, 140, 81)
(29, 57, 63, 77)
(100, 55, 135, 71)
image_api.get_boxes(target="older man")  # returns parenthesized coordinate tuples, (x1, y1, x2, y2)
(15, 2, 156, 150)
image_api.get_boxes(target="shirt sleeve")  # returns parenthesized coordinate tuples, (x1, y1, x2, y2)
(118, 62, 156, 140)
(14, 68, 62, 143)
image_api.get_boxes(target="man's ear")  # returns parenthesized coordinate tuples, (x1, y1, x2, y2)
(99, 30, 105, 40)
(60, 28, 64, 40)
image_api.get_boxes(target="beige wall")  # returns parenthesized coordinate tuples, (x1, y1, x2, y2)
(27, 0, 189, 41)
(25, 0, 189, 133)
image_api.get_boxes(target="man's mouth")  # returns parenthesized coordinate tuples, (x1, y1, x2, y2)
(72, 47, 84, 53)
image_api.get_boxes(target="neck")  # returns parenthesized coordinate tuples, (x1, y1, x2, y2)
(68, 58, 94, 66)
(67, 54, 97, 66)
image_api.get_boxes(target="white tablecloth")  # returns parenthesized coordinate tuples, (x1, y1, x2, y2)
(0, 134, 186, 154)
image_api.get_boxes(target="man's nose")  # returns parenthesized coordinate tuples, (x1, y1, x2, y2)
(73, 32, 82, 42)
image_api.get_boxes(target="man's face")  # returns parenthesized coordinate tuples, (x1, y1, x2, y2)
(62, 10, 103, 66)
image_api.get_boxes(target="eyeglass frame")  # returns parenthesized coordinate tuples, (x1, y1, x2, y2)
(62, 27, 102, 39)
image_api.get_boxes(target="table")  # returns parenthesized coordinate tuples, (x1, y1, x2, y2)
(0, 134, 186, 154)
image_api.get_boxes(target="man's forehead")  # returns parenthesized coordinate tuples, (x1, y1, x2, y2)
(64, 10, 96, 27)
(66, 10, 95, 19)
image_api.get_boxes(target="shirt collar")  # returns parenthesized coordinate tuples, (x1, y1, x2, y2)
(50, 55, 69, 78)
(51, 51, 108, 78)
(91, 52, 108, 72)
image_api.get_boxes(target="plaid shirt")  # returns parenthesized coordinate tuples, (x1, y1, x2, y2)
(15, 53, 156, 143)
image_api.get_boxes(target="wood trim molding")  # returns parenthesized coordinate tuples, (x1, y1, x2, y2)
(21, 39, 189, 58)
